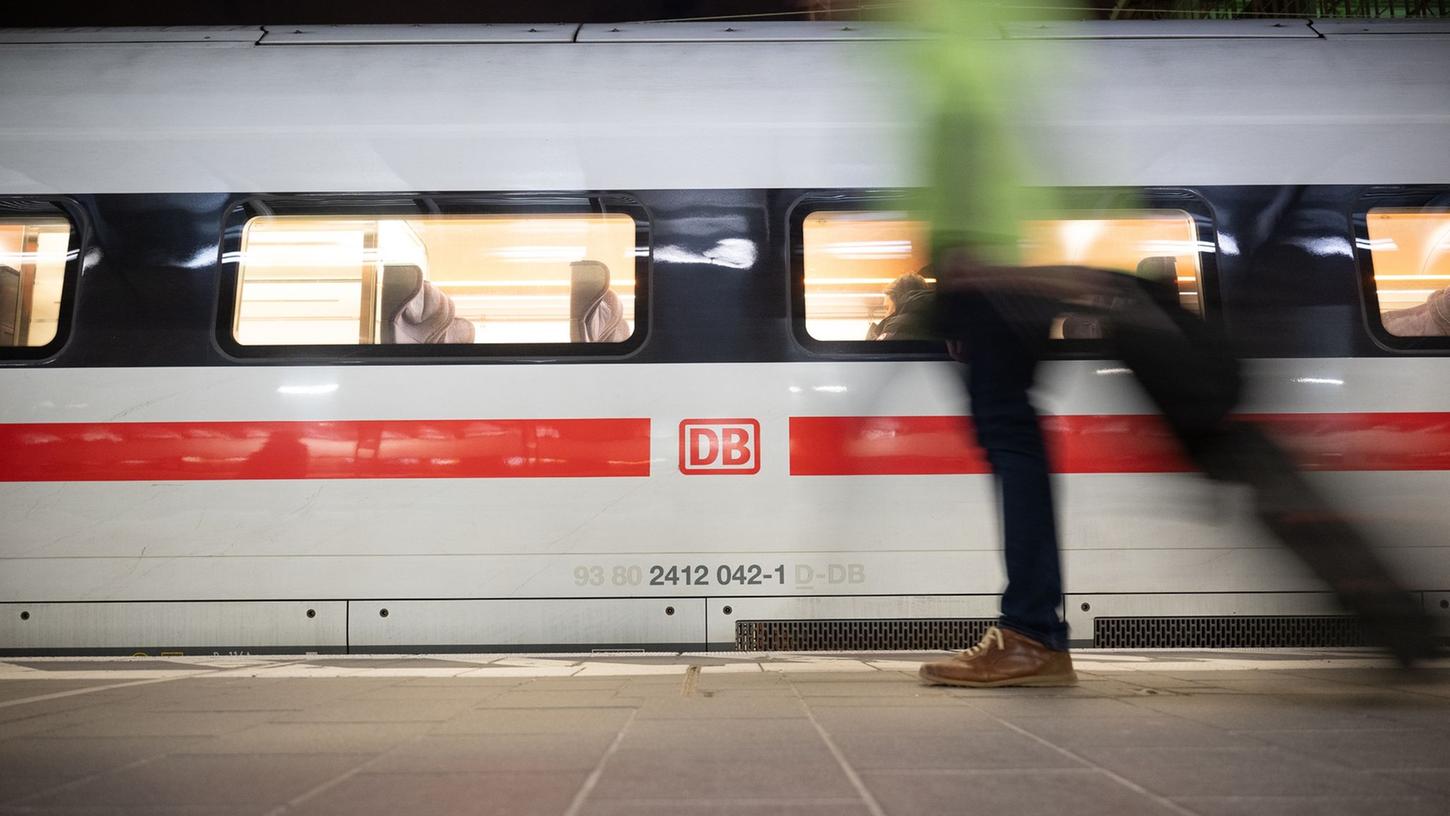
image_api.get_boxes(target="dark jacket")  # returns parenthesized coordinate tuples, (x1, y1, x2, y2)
(867, 289, 937, 341)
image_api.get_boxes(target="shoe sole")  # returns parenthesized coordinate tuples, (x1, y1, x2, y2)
(918, 668, 1079, 688)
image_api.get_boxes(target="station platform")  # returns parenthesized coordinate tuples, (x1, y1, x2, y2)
(2, 649, 1449, 815)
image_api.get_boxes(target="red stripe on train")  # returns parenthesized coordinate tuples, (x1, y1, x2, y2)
(789, 413, 1450, 475)
(0, 418, 651, 481)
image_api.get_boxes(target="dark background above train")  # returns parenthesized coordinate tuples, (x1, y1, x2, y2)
(3, 0, 1445, 27)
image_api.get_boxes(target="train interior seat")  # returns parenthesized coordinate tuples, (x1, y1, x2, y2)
(1136, 255, 1180, 309)
(378, 264, 475, 344)
(569, 260, 629, 343)
(1059, 311, 1104, 340)
(0, 265, 19, 346)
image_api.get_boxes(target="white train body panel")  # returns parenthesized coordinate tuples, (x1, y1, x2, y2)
(4, 360, 1449, 647)
(1, 23, 1448, 193)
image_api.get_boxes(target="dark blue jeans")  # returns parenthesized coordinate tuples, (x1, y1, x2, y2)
(940, 271, 1431, 661)
(952, 289, 1069, 651)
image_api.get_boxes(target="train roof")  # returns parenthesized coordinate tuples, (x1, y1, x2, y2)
(1, 20, 1447, 193)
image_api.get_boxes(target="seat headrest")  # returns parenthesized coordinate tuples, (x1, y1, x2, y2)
(1135, 256, 1177, 287)
(571, 260, 609, 300)
(378, 265, 425, 345)
(570, 260, 611, 343)
(1060, 314, 1103, 340)
(381, 265, 425, 320)
(0, 265, 20, 346)
(1135, 256, 1181, 309)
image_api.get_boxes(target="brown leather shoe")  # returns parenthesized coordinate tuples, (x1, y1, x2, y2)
(918, 626, 1077, 687)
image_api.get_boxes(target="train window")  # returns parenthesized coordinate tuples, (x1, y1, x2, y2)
(233, 214, 638, 346)
(1364, 209, 1450, 338)
(0, 218, 71, 349)
(800, 210, 1202, 342)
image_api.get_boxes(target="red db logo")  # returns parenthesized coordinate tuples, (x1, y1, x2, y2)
(678, 418, 761, 475)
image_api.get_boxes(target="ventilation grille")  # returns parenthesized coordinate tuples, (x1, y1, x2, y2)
(1093, 615, 1367, 649)
(734, 618, 996, 651)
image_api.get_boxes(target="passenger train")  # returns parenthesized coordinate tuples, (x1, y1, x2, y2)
(2, 19, 1449, 654)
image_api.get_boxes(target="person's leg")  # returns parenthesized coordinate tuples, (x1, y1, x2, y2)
(1106, 277, 1436, 665)
(956, 289, 1069, 651)
(920, 285, 1076, 687)
(1185, 423, 1436, 666)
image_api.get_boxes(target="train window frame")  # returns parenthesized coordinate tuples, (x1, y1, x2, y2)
(1353, 186, 1450, 353)
(0, 198, 84, 363)
(215, 193, 652, 362)
(786, 188, 1221, 359)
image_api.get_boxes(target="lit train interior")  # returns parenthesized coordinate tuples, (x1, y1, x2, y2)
(7, 209, 1450, 349)
(232, 213, 639, 346)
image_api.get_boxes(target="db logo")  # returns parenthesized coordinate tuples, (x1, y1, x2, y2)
(678, 418, 761, 475)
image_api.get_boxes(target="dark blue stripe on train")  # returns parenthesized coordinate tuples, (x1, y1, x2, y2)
(2, 185, 1447, 367)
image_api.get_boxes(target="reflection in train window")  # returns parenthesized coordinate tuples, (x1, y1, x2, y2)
(801, 210, 1203, 342)
(0, 218, 71, 348)
(234, 214, 638, 345)
(1366, 209, 1450, 337)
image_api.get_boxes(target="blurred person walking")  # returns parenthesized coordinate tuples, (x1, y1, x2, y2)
(904, 0, 1437, 687)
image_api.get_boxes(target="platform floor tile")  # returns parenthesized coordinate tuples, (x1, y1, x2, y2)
(0, 649, 1447, 815)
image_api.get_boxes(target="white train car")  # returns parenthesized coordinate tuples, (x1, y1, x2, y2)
(2, 19, 1449, 654)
